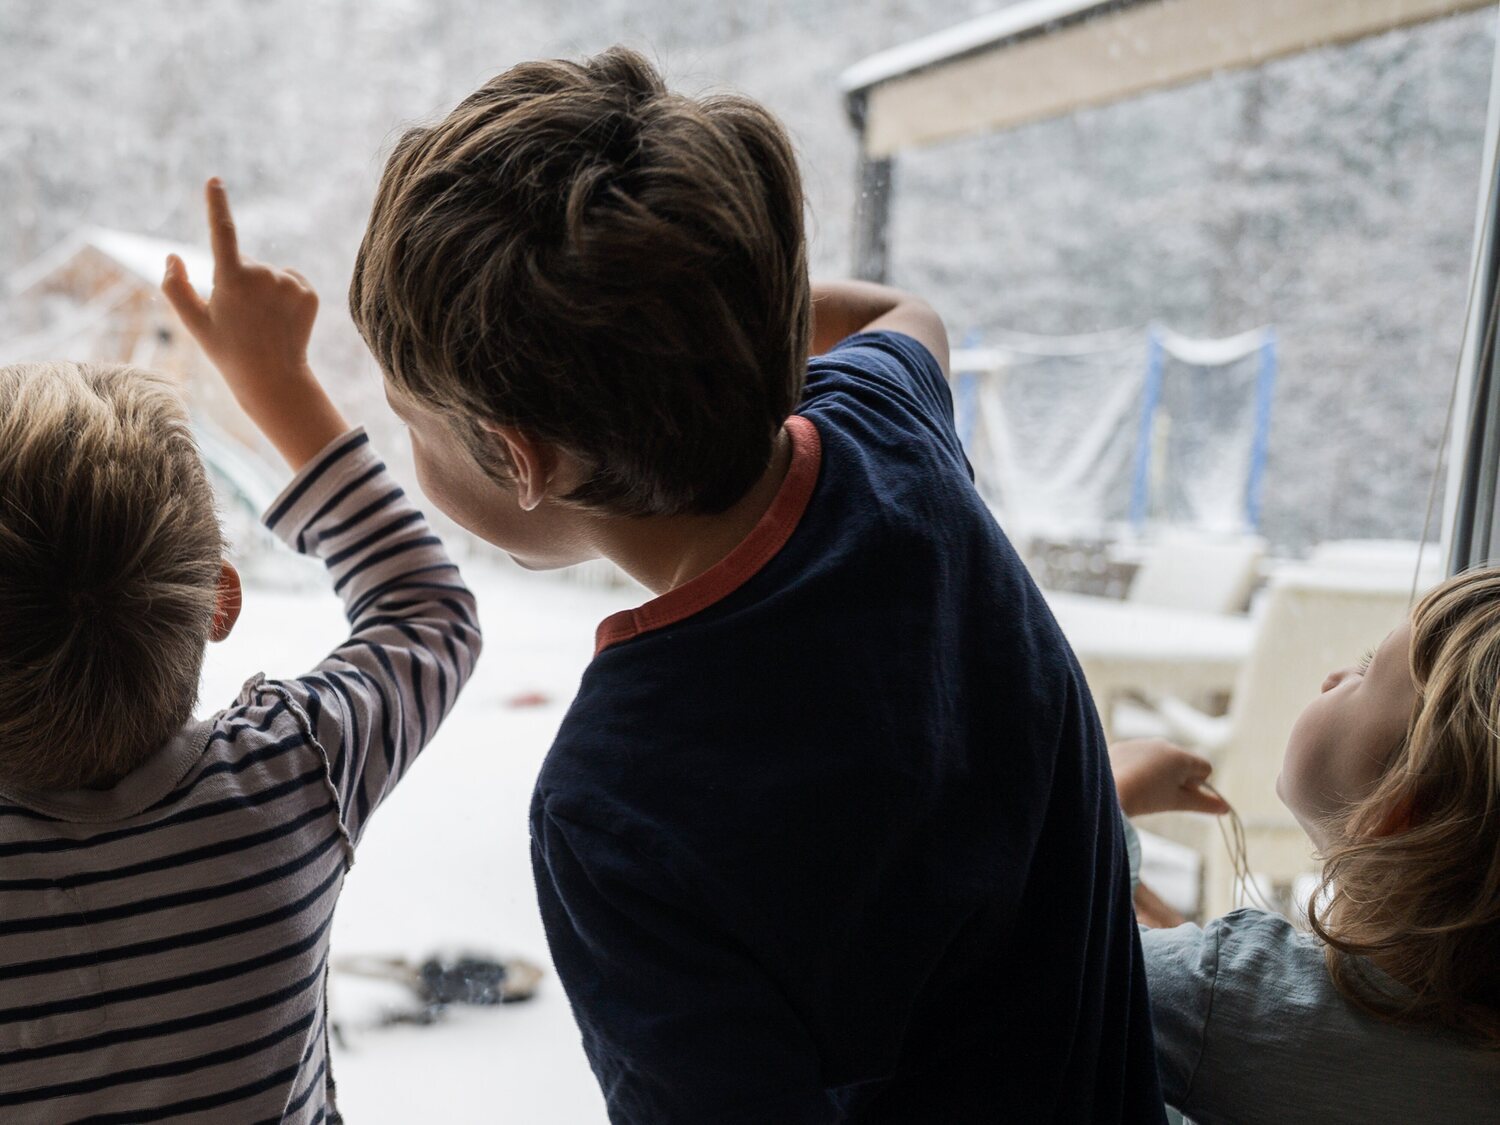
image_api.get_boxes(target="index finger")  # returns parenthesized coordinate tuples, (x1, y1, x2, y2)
(205, 178, 241, 278)
(1183, 781, 1231, 815)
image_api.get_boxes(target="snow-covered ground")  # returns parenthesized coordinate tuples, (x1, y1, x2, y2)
(198, 561, 642, 1123)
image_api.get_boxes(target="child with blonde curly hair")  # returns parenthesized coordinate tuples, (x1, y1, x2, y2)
(1113, 567, 1500, 1123)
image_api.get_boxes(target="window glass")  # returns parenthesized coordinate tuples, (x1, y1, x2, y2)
(4, 2, 1493, 1119)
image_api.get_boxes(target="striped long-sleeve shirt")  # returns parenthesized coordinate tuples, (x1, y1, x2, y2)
(0, 429, 481, 1123)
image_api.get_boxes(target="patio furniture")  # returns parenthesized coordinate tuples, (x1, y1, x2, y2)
(1127, 531, 1265, 615)
(1024, 535, 1138, 599)
(1307, 539, 1444, 587)
(1044, 591, 1255, 739)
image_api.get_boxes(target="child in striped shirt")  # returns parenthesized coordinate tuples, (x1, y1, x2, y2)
(0, 179, 481, 1122)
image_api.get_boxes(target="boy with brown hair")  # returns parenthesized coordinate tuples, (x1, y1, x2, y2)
(353, 47, 1163, 1122)
(0, 182, 481, 1122)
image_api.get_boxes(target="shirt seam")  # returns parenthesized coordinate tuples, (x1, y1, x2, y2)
(1181, 918, 1225, 1111)
(254, 680, 356, 871)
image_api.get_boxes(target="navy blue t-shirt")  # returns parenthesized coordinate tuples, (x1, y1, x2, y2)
(531, 331, 1164, 1123)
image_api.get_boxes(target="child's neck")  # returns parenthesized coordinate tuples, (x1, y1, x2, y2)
(598, 425, 795, 596)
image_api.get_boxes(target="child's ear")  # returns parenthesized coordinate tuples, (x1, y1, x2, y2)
(211, 560, 242, 643)
(482, 422, 555, 512)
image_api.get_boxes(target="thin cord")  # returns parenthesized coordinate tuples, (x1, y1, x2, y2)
(1415, 276, 1499, 603)
(1413, 353, 1463, 605)
(1415, 98, 1500, 603)
(1199, 781, 1278, 914)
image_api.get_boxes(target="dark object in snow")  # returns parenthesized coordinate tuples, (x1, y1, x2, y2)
(418, 953, 537, 1007)
(333, 951, 544, 1029)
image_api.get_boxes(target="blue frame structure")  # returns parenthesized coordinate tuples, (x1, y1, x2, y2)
(955, 324, 1278, 535)
(1246, 330, 1280, 531)
(1128, 328, 1165, 529)
(1127, 325, 1277, 533)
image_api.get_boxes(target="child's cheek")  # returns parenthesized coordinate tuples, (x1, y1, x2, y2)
(1280, 704, 1332, 823)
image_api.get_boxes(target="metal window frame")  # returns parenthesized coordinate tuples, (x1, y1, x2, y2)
(1446, 25, 1500, 574)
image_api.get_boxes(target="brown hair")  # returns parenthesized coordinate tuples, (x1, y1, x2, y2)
(1309, 566, 1500, 1046)
(0, 362, 224, 791)
(350, 46, 811, 517)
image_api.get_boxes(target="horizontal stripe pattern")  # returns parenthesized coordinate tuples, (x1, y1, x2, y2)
(0, 428, 480, 1123)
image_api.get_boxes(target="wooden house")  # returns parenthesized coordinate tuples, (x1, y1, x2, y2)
(3, 228, 291, 569)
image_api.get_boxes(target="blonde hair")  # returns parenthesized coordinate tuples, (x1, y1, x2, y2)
(1309, 566, 1500, 1046)
(0, 362, 224, 791)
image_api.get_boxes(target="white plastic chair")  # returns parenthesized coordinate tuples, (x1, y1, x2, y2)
(1127, 530, 1265, 616)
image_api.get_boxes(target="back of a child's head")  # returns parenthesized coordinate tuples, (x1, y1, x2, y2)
(0, 361, 223, 791)
(350, 46, 811, 518)
(1311, 566, 1500, 1045)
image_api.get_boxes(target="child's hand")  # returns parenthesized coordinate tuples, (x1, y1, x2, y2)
(1110, 738, 1231, 819)
(161, 178, 349, 470)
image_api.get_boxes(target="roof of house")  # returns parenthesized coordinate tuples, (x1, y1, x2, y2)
(8, 226, 214, 298)
(839, 0, 1108, 96)
(840, 0, 1492, 155)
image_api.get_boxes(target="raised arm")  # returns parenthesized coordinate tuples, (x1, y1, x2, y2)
(256, 431, 480, 842)
(810, 280, 950, 374)
(163, 179, 481, 843)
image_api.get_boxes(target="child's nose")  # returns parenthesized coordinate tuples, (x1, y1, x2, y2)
(1321, 668, 1350, 692)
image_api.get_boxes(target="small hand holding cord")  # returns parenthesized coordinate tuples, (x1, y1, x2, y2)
(1109, 737, 1276, 918)
(1110, 737, 1231, 819)
(160, 177, 349, 471)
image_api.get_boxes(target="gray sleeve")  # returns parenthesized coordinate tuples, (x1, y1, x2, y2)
(1122, 813, 1142, 892)
(1141, 921, 1222, 1112)
(1148, 911, 1500, 1123)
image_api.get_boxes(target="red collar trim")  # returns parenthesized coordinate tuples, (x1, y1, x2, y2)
(594, 415, 822, 655)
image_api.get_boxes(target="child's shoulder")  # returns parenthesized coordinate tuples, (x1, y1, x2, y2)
(1147, 908, 1333, 1004)
(191, 674, 339, 798)
(804, 329, 951, 427)
(800, 330, 977, 520)
(1150, 916, 1500, 1121)
(1210, 906, 1321, 966)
